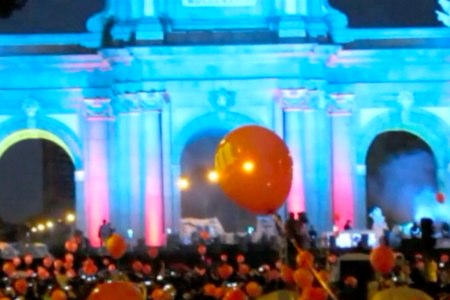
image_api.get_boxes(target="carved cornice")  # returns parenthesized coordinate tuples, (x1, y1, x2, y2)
(276, 88, 326, 111)
(114, 90, 169, 113)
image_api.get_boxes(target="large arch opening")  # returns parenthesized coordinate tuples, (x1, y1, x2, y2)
(0, 138, 75, 241)
(366, 131, 439, 226)
(180, 128, 256, 233)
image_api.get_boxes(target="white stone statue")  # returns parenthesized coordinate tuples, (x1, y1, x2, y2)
(369, 207, 388, 246)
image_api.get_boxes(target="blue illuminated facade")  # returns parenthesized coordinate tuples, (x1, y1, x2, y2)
(0, 0, 449, 246)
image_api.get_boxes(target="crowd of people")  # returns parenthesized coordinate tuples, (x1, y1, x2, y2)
(0, 212, 448, 299)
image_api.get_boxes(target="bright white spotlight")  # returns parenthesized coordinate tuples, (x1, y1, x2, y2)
(46, 221, 54, 229)
(31, 227, 37, 233)
(242, 161, 254, 173)
(178, 177, 190, 190)
(207, 170, 219, 182)
(37, 224, 45, 232)
(66, 213, 76, 223)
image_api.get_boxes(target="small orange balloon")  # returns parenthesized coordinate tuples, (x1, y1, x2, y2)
(14, 278, 28, 295)
(197, 244, 207, 256)
(344, 276, 358, 288)
(65, 253, 74, 263)
(224, 289, 247, 300)
(106, 233, 128, 259)
(37, 266, 50, 280)
(84, 263, 98, 276)
(67, 269, 76, 279)
(302, 287, 327, 300)
(437, 192, 445, 203)
(296, 251, 314, 268)
(204, 283, 216, 296)
(215, 125, 293, 214)
(2, 262, 15, 276)
(236, 254, 245, 264)
(214, 287, 225, 299)
(370, 245, 395, 274)
(142, 264, 152, 274)
(24, 254, 33, 265)
(65, 239, 78, 253)
(51, 289, 67, 300)
(218, 264, 234, 280)
(151, 288, 166, 300)
(281, 265, 294, 284)
(43, 256, 53, 268)
(12, 257, 21, 267)
(245, 281, 262, 298)
(238, 263, 250, 276)
(88, 281, 142, 300)
(54, 259, 63, 270)
(293, 268, 314, 288)
(132, 261, 143, 272)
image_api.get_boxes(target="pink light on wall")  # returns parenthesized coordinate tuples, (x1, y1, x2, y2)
(143, 111, 164, 246)
(284, 111, 306, 214)
(288, 148, 306, 214)
(85, 120, 110, 247)
(331, 113, 354, 229)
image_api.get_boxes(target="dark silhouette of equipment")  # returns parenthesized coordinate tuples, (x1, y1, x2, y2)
(420, 218, 435, 251)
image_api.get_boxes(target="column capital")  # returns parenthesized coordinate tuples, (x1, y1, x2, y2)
(275, 88, 326, 111)
(115, 90, 169, 113)
(83, 97, 114, 120)
(327, 93, 355, 115)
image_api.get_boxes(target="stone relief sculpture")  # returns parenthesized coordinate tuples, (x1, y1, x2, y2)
(436, 0, 450, 26)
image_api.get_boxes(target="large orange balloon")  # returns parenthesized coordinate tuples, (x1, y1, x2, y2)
(105, 233, 128, 259)
(215, 125, 293, 214)
(88, 281, 142, 300)
(370, 245, 395, 274)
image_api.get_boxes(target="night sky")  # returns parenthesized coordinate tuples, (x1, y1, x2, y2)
(0, 0, 443, 33)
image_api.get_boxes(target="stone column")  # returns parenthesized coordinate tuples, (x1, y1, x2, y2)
(82, 98, 113, 247)
(355, 164, 367, 228)
(277, 88, 332, 232)
(328, 93, 357, 229)
(278, 89, 307, 215)
(74, 170, 85, 234)
(140, 91, 167, 246)
(113, 93, 143, 241)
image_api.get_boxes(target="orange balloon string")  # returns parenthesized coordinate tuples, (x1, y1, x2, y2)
(272, 215, 339, 300)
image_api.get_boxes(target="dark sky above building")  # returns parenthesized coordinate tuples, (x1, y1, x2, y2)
(0, 0, 444, 34)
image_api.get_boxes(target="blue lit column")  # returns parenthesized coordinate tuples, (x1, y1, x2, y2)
(140, 91, 167, 246)
(113, 94, 143, 241)
(82, 98, 113, 247)
(278, 89, 307, 215)
(278, 88, 332, 232)
(74, 170, 86, 234)
(171, 165, 182, 233)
